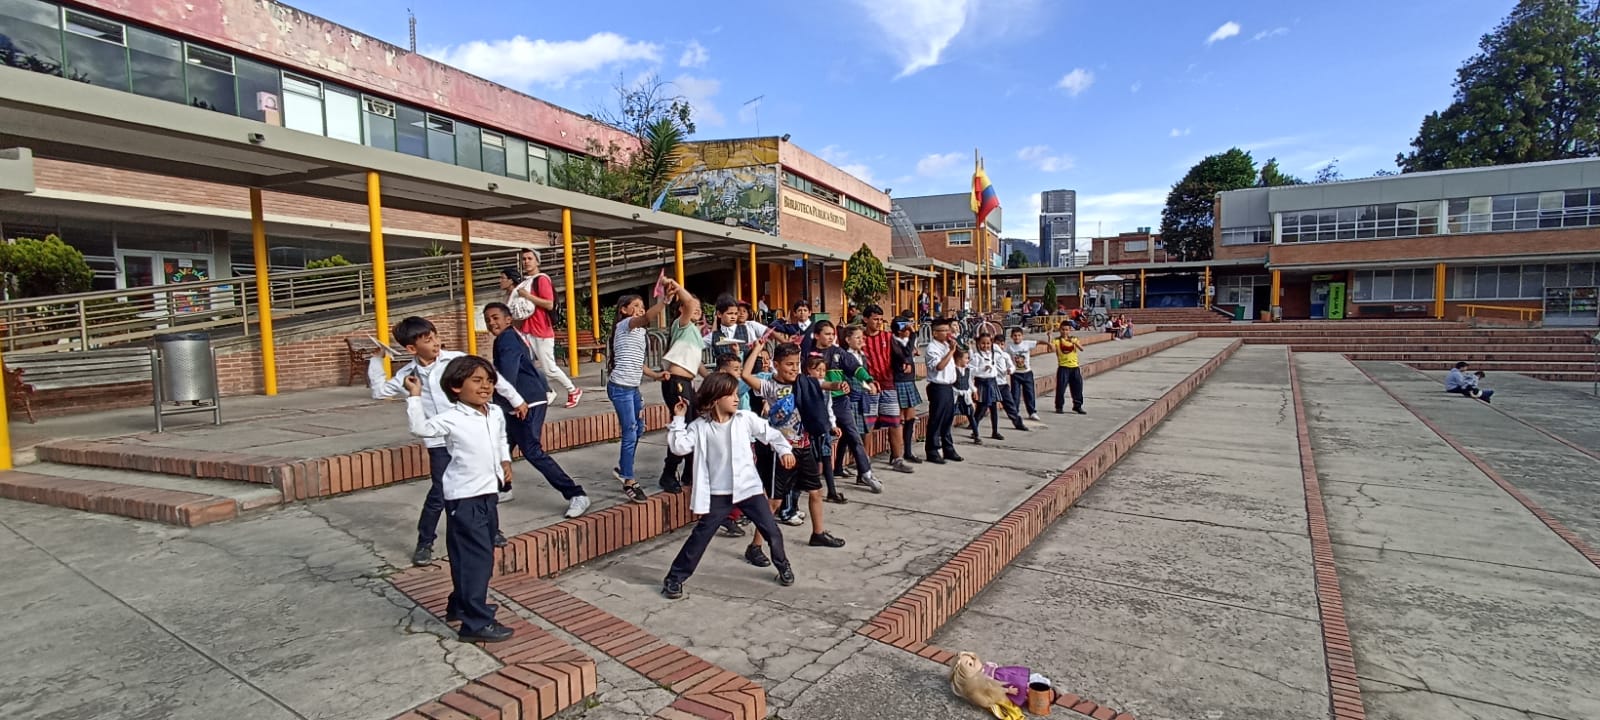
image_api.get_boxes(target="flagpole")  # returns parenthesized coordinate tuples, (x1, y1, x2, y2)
(974, 149, 983, 314)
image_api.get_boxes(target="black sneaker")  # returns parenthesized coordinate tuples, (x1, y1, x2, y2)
(969, 434, 983, 445)
(458, 622, 515, 644)
(944, 452, 965, 462)
(719, 518, 746, 537)
(990, 432, 1005, 441)
(623, 482, 648, 503)
(903, 453, 924, 464)
(412, 544, 433, 567)
(744, 544, 771, 567)
(776, 566, 795, 586)
(809, 532, 846, 548)
(1054, 409, 1065, 415)
(662, 577, 685, 599)
(1012, 425, 1030, 432)
(835, 466, 854, 479)
(659, 476, 683, 494)
(926, 455, 947, 465)
(825, 492, 848, 504)
(1073, 408, 1087, 415)
(493, 532, 508, 548)
(443, 610, 460, 623)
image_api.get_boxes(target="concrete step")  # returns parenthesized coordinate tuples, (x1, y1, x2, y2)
(1265, 343, 1589, 353)
(0, 462, 282, 526)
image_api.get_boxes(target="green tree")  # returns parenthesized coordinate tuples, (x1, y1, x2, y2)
(0, 234, 93, 299)
(1043, 278, 1058, 311)
(1398, 0, 1600, 172)
(844, 243, 888, 310)
(555, 74, 695, 209)
(1006, 249, 1029, 269)
(1314, 159, 1343, 184)
(1159, 148, 1257, 262)
(1258, 157, 1302, 186)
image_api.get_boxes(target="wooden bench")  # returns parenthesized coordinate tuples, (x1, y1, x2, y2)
(554, 330, 606, 362)
(345, 337, 416, 386)
(4, 349, 153, 423)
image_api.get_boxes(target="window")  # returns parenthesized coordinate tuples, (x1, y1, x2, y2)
(1280, 201, 1439, 243)
(62, 9, 128, 89)
(481, 131, 507, 176)
(783, 171, 841, 204)
(844, 197, 885, 223)
(395, 104, 426, 157)
(183, 43, 235, 114)
(1352, 268, 1435, 302)
(505, 136, 528, 180)
(425, 114, 455, 163)
(947, 230, 973, 247)
(235, 57, 280, 124)
(1221, 226, 1271, 245)
(1, 0, 65, 77)
(1446, 264, 1549, 300)
(282, 72, 324, 135)
(454, 122, 481, 170)
(547, 148, 568, 188)
(323, 85, 361, 143)
(1124, 240, 1148, 252)
(527, 144, 550, 185)
(127, 26, 184, 102)
(362, 95, 396, 151)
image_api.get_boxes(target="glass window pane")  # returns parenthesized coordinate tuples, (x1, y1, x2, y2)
(63, 29, 127, 89)
(1570, 262, 1595, 287)
(1496, 267, 1517, 299)
(1373, 271, 1393, 300)
(454, 123, 481, 170)
(127, 26, 183, 102)
(323, 85, 360, 143)
(482, 131, 506, 176)
(1546, 264, 1569, 289)
(505, 136, 527, 180)
(1351, 271, 1371, 302)
(528, 144, 549, 185)
(282, 75, 324, 136)
(1521, 265, 1544, 298)
(362, 97, 395, 150)
(1476, 268, 1498, 299)
(0, 0, 64, 76)
(547, 148, 567, 188)
(235, 57, 280, 124)
(426, 114, 455, 162)
(395, 104, 426, 157)
(185, 66, 236, 113)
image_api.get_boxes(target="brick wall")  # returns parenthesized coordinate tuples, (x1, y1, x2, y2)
(915, 228, 996, 267)
(1088, 232, 1171, 265)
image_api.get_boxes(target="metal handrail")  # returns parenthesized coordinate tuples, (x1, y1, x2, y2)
(1461, 303, 1543, 322)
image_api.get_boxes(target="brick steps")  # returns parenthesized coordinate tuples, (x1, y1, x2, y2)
(0, 469, 253, 526)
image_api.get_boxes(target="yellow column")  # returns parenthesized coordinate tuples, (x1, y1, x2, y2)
(249, 188, 277, 395)
(460, 218, 478, 357)
(735, 258, 744, 300)
(1434, 262, 1446, 319)
(841, 259, 849, 318)
(1139, 268, 1147, 309)
(1078, 270, 1086, 309)
(0, 337, 11, 468)
(941, 268, 948, 309)
(367, 172, 392, 376)
(893, 270, 901, 315)
(1203, 266, 1212, 310)
(674, 230, 685, 285)
(561, 209, 580, 376)
(588, 237, 600, 348)
(1270, 270, 1281, 321)
(748, 244, 758, 308)
(1021, 271, 1027, 305)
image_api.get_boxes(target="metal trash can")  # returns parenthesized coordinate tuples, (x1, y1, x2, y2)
(151, 331, 222, 431)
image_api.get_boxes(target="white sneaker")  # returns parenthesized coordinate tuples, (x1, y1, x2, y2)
(1027, 413, 1040, 421)
(565, 495, 592, 519)
(498, 489, 515, 503)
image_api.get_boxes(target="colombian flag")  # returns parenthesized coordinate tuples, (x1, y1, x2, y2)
(971, 161, 999, 227)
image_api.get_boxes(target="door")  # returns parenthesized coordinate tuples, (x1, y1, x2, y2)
(1310, 281, 1330, 319)
(161, 255, 212, 314)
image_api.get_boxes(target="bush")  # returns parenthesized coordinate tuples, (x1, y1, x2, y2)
(1043, 278, 1058, 311)
(0, 234, 93, 299)
(306, 254, 353, 270)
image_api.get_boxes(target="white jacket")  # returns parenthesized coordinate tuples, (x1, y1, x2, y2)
(667, 411, 794, 514)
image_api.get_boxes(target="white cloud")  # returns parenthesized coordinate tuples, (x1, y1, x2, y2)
(816, 145, 879, 186)
(671, 75, 725, 127)
(1205, 21, 1241, 45)
(1056, 68, 1094, 97)
(857, 0, 970, 77)
(916, 152, 965, 177)
(1077, 188, 1168, 237)
(1169, 128, 1191, 138)
(1016, 145, 1074, 172)
(428, 32, 660, 88)
(839, 164, 879, 186)
(1129, 81, 1142, 94)
(678, 40, 709, 68)
(1252, 27, 1288, 41)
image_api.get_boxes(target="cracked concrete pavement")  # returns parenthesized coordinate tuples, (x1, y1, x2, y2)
(1298, 353, 1600, 720)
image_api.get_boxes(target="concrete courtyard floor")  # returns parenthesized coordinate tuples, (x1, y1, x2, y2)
(3, 333, 1599, 720)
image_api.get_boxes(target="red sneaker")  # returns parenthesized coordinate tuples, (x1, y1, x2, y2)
(565, 388, 583, 408)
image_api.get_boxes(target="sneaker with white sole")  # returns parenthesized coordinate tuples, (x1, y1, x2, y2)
(498, 489, 515, 503)
(566, 388, 583, 408)
(778, 511, 806, 527)
(565, 495, 591, 518)
(856, 473, 883, 494)
(1027, 413, 1041, 421)
(890, 458, 914, 474)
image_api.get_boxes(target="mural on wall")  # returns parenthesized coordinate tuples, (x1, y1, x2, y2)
(671, 138, 781, 235)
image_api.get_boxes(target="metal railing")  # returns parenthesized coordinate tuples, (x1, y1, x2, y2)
(1461, 304, 1543, 323)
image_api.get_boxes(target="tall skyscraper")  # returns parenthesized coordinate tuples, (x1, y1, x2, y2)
(1039, 189, 1076, 267)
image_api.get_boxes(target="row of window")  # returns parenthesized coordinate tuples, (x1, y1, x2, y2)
(946, 230, 972, 247)
(1220, 226, 1271, 246)
(780, 171, 886, 224)
(1351, 262, 1600, 302)
(0, 0, 580, 186)
(916, 220, 979, 232)
(1277, 188, 1600, 244)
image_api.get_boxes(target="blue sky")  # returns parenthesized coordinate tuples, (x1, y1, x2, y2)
(292, 0, 1514, 240)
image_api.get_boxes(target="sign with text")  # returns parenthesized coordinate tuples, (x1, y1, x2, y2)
(780, 188, 848, 232)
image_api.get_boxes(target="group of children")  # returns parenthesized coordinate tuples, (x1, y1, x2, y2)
(365, 271, 1101, 638)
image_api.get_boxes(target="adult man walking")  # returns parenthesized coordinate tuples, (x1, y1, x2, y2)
(512, 248, 581, 408)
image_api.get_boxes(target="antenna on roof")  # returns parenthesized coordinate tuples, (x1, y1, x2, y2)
(742, 95, 764, 136)
(408, 9, 417, 53)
